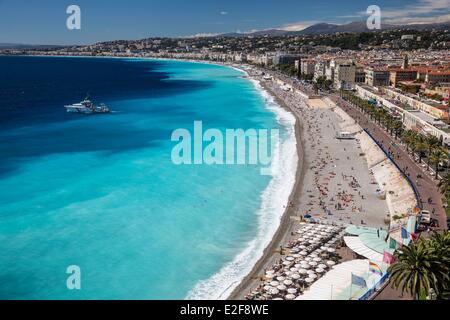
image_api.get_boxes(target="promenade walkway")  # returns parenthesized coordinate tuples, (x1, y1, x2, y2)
(330, 94, 447, 231)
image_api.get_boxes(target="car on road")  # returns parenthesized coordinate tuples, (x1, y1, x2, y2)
(419, 210, 431, 225)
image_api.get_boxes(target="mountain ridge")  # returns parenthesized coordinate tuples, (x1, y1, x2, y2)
(217, 20, 450, 38)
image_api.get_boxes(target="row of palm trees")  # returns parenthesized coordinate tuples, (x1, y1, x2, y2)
(401, 130, 448, 180)
(388, 232, 450, 300)
(340, 90, 450, 300)
(340, 90, 449, 180)
(340, 90, 404, 138)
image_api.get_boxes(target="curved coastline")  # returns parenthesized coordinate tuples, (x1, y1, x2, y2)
(226, 77, 305, 300)
(185, 72, 299, 300)
(14, 55, 303, 300)
(140, 59, 301, 299)
(153, 59, 302, 300)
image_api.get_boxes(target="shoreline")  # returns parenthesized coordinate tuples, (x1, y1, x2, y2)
(227, 77, 306, 300)
(183, 61, 303, 300)
(3, 55, 419, 300)
(6, 54, 301, 300)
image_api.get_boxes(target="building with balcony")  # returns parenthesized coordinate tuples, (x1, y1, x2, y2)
(365, 68, 390, 87)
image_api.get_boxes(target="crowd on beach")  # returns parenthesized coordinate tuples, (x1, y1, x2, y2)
(236, 70, 392, 300)
(260, 73, 387, 227)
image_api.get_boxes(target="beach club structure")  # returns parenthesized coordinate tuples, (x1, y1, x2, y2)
(246, 221, 417, 300)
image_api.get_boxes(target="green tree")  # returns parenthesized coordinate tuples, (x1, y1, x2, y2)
(388, 236, 449, 300)
(438, 173, 450, 198)
(429, 148, 447, 179)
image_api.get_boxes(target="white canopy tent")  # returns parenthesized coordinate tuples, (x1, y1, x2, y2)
(343, 236, 384, 263)
(296, 259, 381, 300)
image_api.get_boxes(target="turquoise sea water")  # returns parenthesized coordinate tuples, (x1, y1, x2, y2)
(0, 57, 297, 299)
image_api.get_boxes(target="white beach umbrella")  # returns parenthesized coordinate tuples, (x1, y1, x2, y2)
(276, 276, 286, 281)
(300, 263, 310, 269)
(291, 274, 300, 280)
(266, 270, 275, 275)
(283, 261, 291, 266)
(318, 264, 327, 269)
(270, 281, 280, 287)
(277, 285, 287, 291)
(269, 288, 280, 295)
(287, 288, 298, 294)
(309, 273, 318, 279)
(283, 279, 293, 286)
(326, 260, 336, 266)
(310, 253, 318, 258)
(308, 261, 318, 267)
(298, 245, 306, 249)
(292, 254, 301, 258)
(285, 256, 295, 262)
(294, 264, 302, 268)
(290, 267, 298, 272)
(327, 248, 336, 253)
(316, 268, 325, 273)
(264, 285, 271, 291)
(265, 274, 275, 280)
(304, 257, 312, 261)
(305, 278, 314, 284)
(299, 251, 308, 256)
(285, 294, 296, 300)
(298, 269, 308, 274)
(313, 257, 322, 262)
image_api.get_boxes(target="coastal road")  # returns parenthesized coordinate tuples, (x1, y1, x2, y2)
(329, 94, 447, 231)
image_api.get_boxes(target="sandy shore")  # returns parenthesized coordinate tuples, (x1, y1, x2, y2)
(229, 69, 391, 300)
(227, 73, 307, 300)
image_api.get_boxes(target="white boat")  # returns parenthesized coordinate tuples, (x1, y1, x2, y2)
(64, 96, 110, 114)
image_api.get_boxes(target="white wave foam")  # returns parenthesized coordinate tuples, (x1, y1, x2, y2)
(186, 75, 298, 300)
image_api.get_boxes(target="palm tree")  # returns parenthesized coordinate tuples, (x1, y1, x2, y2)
(402, 130, 417, 153)
(415, 141, 428, 163)
(392, 120, 403, 139)
(438, 173, 450, 197)
(429, 148, 448, 179)
(425, 134, 441, 169)
(426, 134, 441, 154)
(388, 240, 448, 300)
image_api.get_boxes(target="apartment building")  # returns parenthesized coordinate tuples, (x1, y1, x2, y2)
(365, 68, 390, 87)
(426, 72, 450, 84)
(314, 61, 327, 81)
(389, 69, 418, 87)
(334, 63, 356, 90)
(301, 60, 315, 76)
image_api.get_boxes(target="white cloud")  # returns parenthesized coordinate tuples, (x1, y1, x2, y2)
(278, 21, 319, 31)
(357, 0, 450, 25)
(186, 32, 221, 38)
(220, 11, 228, 15)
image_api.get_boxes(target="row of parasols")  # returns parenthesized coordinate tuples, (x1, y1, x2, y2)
(246, 223, 345, 300)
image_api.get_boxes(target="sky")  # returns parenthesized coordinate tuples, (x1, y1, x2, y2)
(0, 0, 449, 45)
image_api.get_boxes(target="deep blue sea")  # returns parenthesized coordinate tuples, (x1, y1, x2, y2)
(0, 56, 297, 299)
